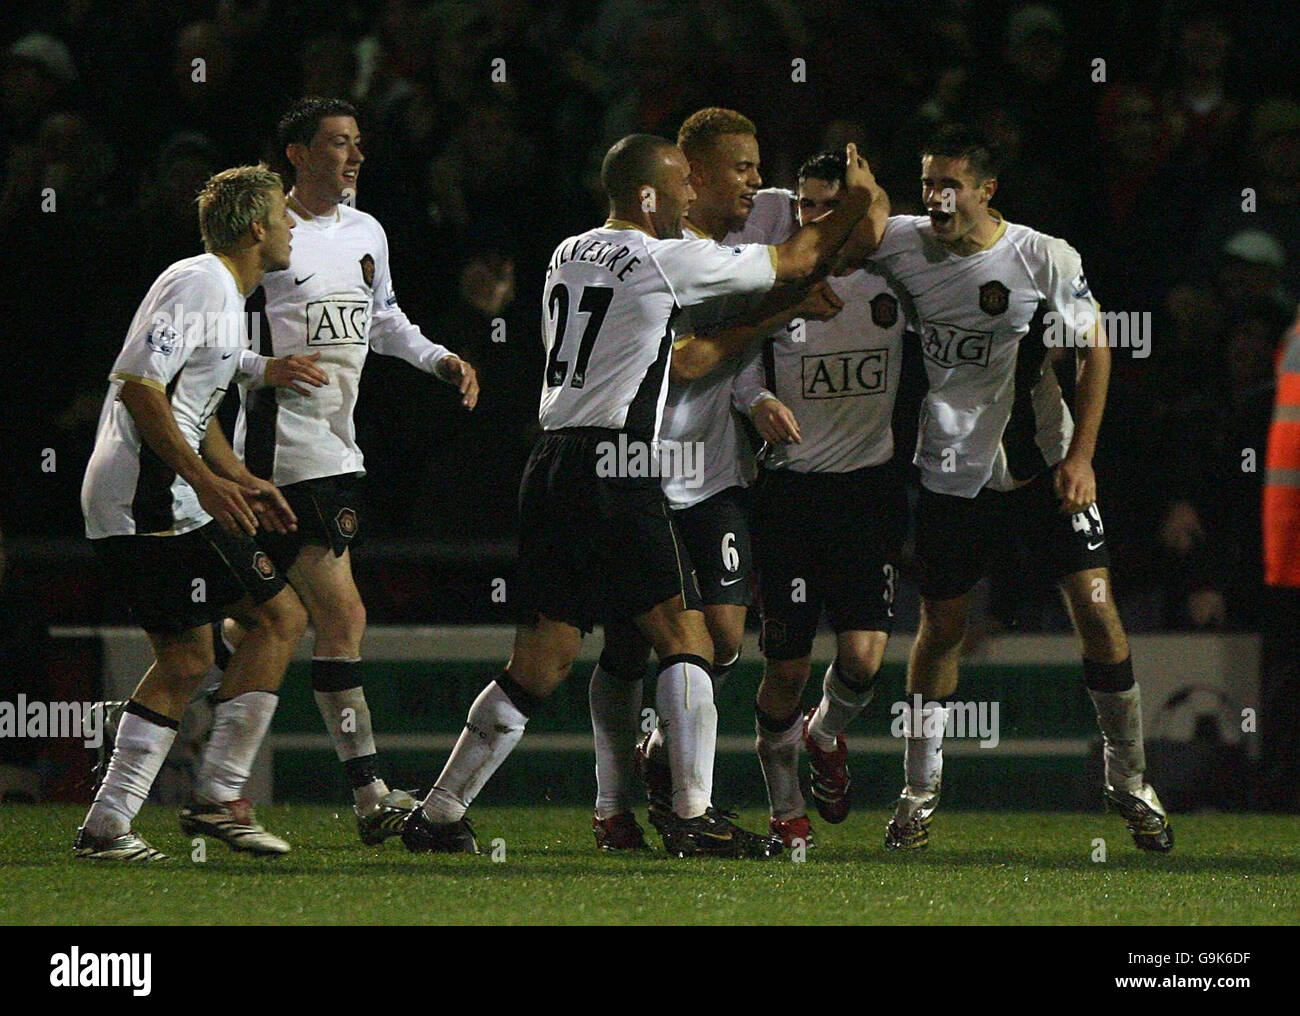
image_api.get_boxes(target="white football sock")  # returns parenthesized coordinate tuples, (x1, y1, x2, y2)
(589, 662, 643, 819)
(84, 710, 177, 838)
(1089, 684, 1145, 793)
(314, 681, 377, 762)
(353, 779, 391, 814)
(807, 658, 877, 750)
(656, 658, 717, 819)
(756, 712, 805, 820)
(195, 691, 278, 802)
(423, 680, 527, 823)
(903, 701, 947, 794)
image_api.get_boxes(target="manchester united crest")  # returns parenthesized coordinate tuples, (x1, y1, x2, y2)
(336, 507, 358, 538)
(979, 280, 1009, 316)
(252, 551, 276, 580)
(870, 292, 899, 328)
(359, 253, 375, 288)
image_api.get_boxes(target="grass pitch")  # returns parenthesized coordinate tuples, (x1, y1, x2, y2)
(2, 805, 1296, 925)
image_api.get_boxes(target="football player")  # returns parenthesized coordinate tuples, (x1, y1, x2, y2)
(76, 165, 305, 860)
(869, 124, 1172, 852)
(589, 108, 840, 851)
(205, 97, 479, 848)
(733, 150, 914, 847)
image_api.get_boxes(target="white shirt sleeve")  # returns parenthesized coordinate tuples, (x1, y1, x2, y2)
(652, 237, 776, 310)
(109, 269, 211, 392)
(1038, 236, 1100, 346)
(732, 342, 775, 412)
(235, 348, 269, 386)
(367, 223, 454, 377)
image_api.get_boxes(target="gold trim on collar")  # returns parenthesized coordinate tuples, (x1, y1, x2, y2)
(604, 218, 651, 235)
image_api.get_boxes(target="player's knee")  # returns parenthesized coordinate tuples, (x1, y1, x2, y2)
(920, 603, 966, 652)
(764, 658, 809, 692)
(1075, 605, 1128, 662)
(836, 652, 882, 687)
(157, 636, 214, 684)
(257, 590, 309, 645)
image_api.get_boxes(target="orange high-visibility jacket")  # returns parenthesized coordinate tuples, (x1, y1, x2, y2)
(1264, 307, 1300, 588)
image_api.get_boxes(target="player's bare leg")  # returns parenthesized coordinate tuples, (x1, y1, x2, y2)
(803, 629, 888, 825)
(703, 602, 746, 688)
(184, 587, 307, 855)
(1060, 567, 1172, 851)
(286, 546, 414, 840)
(754, 653, 814, 844)
(589, 620, 651, 848)
(886, 593, 969, 849)
(405, 615, 583, 854)
(76, 625, 215, 861)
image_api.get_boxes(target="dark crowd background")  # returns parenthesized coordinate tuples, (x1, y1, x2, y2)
(0, 0, 1297, 634)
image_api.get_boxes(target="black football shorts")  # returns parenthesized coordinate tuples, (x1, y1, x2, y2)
(92, 520, 287, 634)
(913, 468, 1112, 601)
(516, 428, 703, 634)
(753, 463, 907, 661)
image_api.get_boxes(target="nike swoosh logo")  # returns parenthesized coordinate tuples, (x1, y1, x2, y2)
(221, 352, 234, 359)
(294, 274, 316, 285)
(719, 576, 745, 586)
(1087, 539, 1104, 550)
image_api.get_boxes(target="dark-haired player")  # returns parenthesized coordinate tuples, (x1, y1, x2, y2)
(403, 133, 877, 857)
(869, 124, 1172, 852)
(733, 150, 912, 846)
(209, 97, 480, 847)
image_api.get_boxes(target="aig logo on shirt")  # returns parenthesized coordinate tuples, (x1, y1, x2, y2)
(801, 349, 889, 399)
(306, 299, 370, 345)
(922, 323, 992, 368)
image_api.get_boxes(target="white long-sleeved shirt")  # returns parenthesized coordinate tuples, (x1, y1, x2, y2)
(234, 202, 452, 486)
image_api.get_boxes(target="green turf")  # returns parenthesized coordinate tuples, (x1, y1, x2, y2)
(2, 805, 1297, 925)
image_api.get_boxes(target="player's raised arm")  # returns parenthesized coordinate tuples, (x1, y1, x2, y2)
(770, 143, 876, 283)
(670, 279, 844, 383)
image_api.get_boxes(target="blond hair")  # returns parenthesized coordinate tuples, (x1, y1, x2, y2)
(197, 164, 283, 253)
(676, 108, 756, 159)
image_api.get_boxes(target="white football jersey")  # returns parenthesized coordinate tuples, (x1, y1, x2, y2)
(870, 214, 1092, 497)
(733, 266, 910, 473)
(234, 203, 451, 486)
(661, 188, 797, 508)
(536, 221, 776, 438)
(83, 254, 247, 538)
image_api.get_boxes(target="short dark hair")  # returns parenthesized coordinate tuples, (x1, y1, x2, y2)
(677, 107, 756, 160)
(797, 150, 846, 189)
(601, 133, 676, 208)
(921, 123, 1001, 181)
(277, 96, 359, 151)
